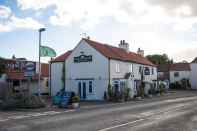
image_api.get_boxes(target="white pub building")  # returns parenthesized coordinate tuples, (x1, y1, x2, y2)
(51, 38, 157, 100)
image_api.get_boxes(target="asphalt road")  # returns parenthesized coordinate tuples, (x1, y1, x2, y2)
(1, 90, 197, 131)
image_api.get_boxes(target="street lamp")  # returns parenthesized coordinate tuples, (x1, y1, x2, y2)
(38, 28, 46, 96)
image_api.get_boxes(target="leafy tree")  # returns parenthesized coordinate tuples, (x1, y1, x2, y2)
(0, 58, 5, 77)
(146, 54, 173, 65)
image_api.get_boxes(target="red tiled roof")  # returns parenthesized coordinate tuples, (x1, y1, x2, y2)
(191, 57, 197, 63)
(51, 50, 72, 62)
(170, 63, 191, 71)
(158, 64, 170, 72)
(83, 38, 155, 66)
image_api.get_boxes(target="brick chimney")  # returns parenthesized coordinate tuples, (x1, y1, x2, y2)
(137, 48, 144, 57)
(119, 40, 129, 52)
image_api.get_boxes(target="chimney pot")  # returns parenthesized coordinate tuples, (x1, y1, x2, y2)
(119, 40, 129, 52)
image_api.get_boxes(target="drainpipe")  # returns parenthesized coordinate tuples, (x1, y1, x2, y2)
(49, 60, 52, 96)
(108, 58, 111, 86)
(64, 60, 66, 91)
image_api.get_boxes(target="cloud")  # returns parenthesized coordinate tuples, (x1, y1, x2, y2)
(0, 6, 44, 32)
(0, 24, 11, 32)
(0, 5, 12, 19)
(10, 16, 43, 29)
(147, 0, 197, 17)
(15, 0, 197, 33)
(173, 48, 197, 62)
(17, 0, 55, 10)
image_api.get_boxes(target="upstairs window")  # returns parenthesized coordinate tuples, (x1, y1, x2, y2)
(152, 68, 154, 75)
(139, 66, 142, 74)
(174, 72, 179, 77)
(116, 63, 120, 73)
(130, 64, 133, 72)
(144, 67, 150, 75)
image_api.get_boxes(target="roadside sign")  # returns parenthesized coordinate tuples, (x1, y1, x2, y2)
(24, 62, 35, 77)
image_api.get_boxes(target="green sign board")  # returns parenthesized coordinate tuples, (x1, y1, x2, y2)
(74, 55, 92, 63)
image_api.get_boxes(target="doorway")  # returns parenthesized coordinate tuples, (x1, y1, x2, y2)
(78, 81, 87, 100)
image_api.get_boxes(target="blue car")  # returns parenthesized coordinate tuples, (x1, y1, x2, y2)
(52, 91, 75, 108)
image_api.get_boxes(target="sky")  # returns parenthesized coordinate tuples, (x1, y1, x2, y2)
(0, 0, 197, 63)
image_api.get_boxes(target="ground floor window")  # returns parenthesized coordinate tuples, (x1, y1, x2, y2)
(13, 80, 20, 87)
(113, 81, 119, 93)
(89, 81, 93, 93)
(113, 80, 126, 93)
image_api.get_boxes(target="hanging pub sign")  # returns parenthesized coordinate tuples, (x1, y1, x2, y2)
(24, 62, 36, 77)
(74, 55, 92, 63)
(144, 67, 150, 75)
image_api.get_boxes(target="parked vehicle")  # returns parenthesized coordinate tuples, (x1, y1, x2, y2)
(52, 91, 75, 108)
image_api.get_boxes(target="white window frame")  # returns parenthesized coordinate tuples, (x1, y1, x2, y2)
(130, 64, 133, 73)
(116, 63, 120, 73)
(88, 80, 94, 94)
(152, 68, 154, 75)
(174, 72, 179, 77)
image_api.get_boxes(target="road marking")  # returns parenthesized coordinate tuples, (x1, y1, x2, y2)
(28, 113, 48, 117)
(98, 119, 144, 131)
(63, 109, 75, 113)
(0, 119, 9, 122)
(8, 115, 31, 119)
(98, 102, 195, 131)
(0, 109, 76, 123)
(43, 111, 61, 115)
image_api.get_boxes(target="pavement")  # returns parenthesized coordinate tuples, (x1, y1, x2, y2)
(0, 90, 197, 131)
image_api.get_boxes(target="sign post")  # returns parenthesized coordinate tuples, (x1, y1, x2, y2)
(24, 62, 36, 102)
(38, 28, 46, 96)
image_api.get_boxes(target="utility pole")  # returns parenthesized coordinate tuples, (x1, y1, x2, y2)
(38, 28, 46, 96)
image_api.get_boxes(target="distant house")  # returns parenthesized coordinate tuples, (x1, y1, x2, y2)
(2, 57, 49, 95)
(157, 64, 170, 81)
(190, 57, 197, 89)
(169, 63, 191, 84)
(50, 50, 72, 96)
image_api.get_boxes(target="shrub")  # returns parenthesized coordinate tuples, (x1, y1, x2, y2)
(104, 91, 107, 100)
(159, 83, 165, 94)
(180, 78, 191, 89)
(139, 82, 145, 98)
(72, 96, 80, 103)
(107, 84, 113, 100)
(124, 87, 130, 101)
(149, 84, 156, 95)
(114, 90, 124, 102)
(170, 82, 181, 89)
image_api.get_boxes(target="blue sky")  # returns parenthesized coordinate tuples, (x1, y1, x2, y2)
(0, 0, 197, 63)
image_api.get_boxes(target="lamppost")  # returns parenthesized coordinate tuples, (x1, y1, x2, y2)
(38, 28, 46, 96)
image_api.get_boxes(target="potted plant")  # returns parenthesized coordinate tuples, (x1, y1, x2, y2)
(72, 96, 80, 108)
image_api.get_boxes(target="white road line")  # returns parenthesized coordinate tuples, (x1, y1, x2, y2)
(0, 119, 9, 122)
(98, 119, 144, 131)
(0, 110, 76, 122)
(63, 109, 75, 113)
(28, 113, 48, 117)
(98, 102, 194, 131)
(8, 115, 31, 119)
(43, 111, 61, 115)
